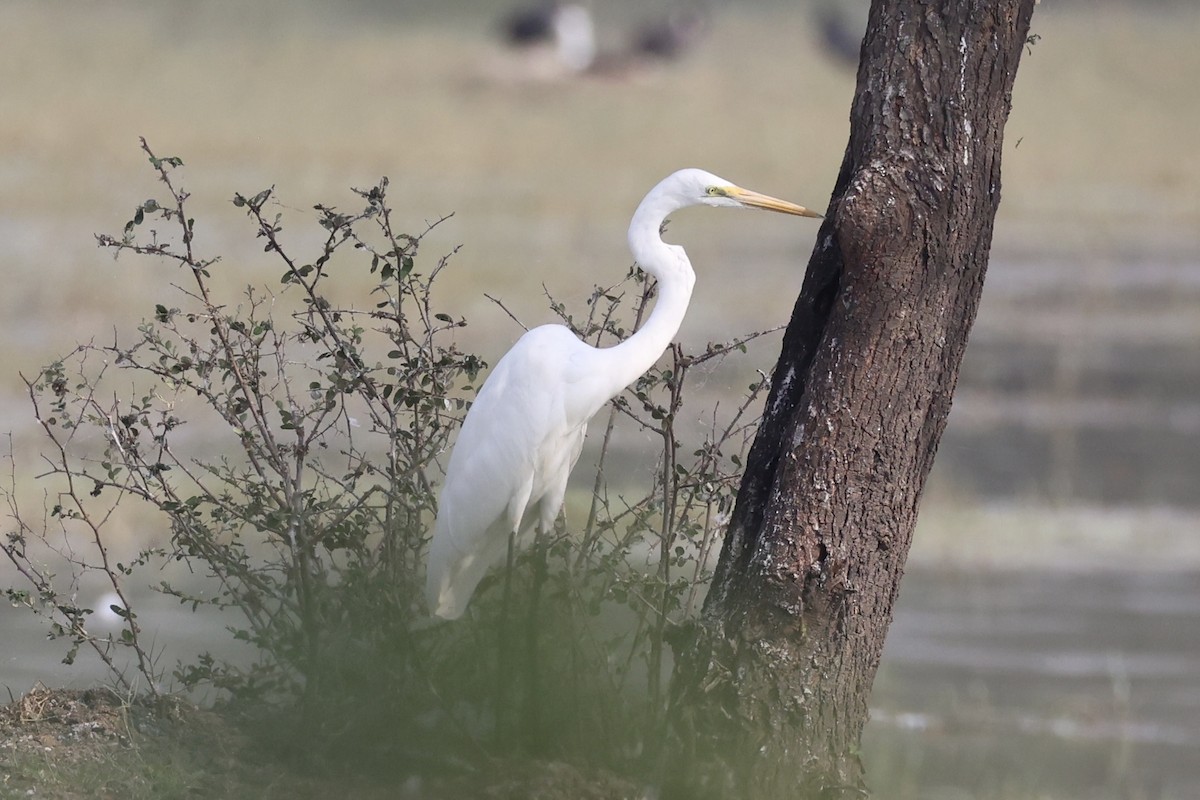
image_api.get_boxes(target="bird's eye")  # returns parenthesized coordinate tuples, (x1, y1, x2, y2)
(705, 186, 720, 196)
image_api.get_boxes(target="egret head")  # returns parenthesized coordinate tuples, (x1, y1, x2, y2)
(629, 168, 822, 266)
(660, 168, 823, 217)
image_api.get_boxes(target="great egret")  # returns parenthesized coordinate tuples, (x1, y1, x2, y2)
(426, 168, 821, 619)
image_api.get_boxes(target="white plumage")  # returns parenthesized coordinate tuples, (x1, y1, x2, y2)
(426, 169, 821, 619)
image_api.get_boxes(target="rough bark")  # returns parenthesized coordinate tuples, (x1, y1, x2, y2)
(666, 1, 1037, 797)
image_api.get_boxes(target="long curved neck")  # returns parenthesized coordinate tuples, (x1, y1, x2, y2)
(598, 192, 696, 395)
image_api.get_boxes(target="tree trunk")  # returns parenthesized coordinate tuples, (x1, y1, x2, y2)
(666, 1, 1037, 797)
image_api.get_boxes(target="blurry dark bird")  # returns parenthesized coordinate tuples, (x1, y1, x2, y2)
(502, 1, 558, 45)
(500, 1, 596, 73)
(632, 5, 710, 61)
(813, 2, 865, 68)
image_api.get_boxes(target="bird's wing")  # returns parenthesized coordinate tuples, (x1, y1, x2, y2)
(427, 325, 597, 616)
(439, 326, 578, 539)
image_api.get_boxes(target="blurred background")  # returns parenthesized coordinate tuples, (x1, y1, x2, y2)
(1, 0, 1197, 797)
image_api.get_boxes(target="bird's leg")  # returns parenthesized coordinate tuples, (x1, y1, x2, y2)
(521, 521, 550, 752)
(495, 527, 518, 749)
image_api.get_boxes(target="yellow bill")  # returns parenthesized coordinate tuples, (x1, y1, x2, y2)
(728, 186, 823, 218)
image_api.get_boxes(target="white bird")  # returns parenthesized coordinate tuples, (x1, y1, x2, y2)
(89, 591, 129, 632)
(426, 169, 821, 619)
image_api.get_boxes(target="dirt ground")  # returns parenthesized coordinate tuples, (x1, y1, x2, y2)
(0, 685, 642, 800)
(0, 684, 311, 800)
